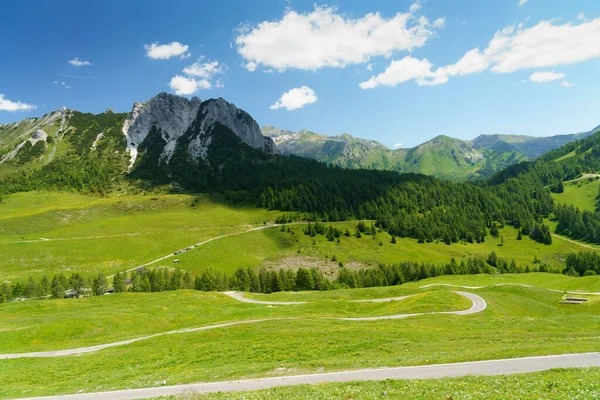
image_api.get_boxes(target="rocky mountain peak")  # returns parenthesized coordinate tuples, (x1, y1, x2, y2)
(122, 93, 274, 171)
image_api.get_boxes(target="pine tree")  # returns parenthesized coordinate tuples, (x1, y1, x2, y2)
(391, 235, 396, 244)
(517, 229, 523, 240)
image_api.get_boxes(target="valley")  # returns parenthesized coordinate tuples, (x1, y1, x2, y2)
(1, 92, 600, 400)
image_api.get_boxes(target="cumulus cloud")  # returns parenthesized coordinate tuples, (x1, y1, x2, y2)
(409, 0, 423, 13)
(561, 81, 575, 88)
(144, 42, 190, 60)
(169, 75, 210, 95)
(182, 57, 225, 79)
(359, 56, 446, 88)
(168, 57, 225, 95)
(68, 57, 92, 67)
(518, 0, 528, 6)
(0, 94, 37, 112)
(361, 17, 600, 88)
(235, 5, 443, 72)
(529, 71, 565, 83)
(270, 86, 318, 110)
(394, 143, 403, 148)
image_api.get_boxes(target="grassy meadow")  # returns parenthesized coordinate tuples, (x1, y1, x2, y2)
(0, 191, 594, 283)
(1, 274, 599, 398)
(552, 177, 600, 212)
(155, 368, 600, 400)
(0, 191, 278, 280)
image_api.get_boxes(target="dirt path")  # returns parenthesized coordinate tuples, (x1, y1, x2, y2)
(551, 233, 600, 251)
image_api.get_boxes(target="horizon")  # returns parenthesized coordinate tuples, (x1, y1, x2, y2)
(1, 0, 599, 147)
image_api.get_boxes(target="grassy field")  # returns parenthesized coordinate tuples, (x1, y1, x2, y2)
(1, 274, 599, 398)
(173, 221, 587, 277)
(0, 191, 593, 283)
(552, 177, 600, 211)
(154, 368, 600, 400)
(0, 191, 278, 280)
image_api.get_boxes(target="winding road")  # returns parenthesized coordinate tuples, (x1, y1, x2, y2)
(4, 290, 599, 400)
(15, 352, 600, 400)
(0, 291, 485, 360)
(420, 283, 600, 295)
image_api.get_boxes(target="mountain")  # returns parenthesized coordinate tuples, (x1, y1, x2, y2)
(0, 93, 275, 193)
(263, 126, 403, 170)
(263, 126, 598, 181)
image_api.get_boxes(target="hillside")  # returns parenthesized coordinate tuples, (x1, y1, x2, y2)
(263, 126, 597, 181)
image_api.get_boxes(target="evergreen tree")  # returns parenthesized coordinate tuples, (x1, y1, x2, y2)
(92, 272, 107, 296)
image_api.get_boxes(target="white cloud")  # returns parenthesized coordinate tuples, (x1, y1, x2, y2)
(359, 56, 447, 89)
(182, 57, 224, 79)
(529, 71, 565, 83)
(432, 18, 445, 28)
(144, 42, 190, 60)
(235, 5, 442, 72)
(68, 57, 92, 67)
(518, 0, 528, 7)
(561, 81, 574, 88)
(169, 75, 210, 95)
(366, 64, 373, 71)
(578, 13, 588, 22)
(409, 0, 422, 13)
(361, 17, 600, 88)
(394, 143, 403, 148)
(0, 94, 37, 112)
(169, 56, 225, 95)
(270, 86, 318, 110)
(54, 81, 71, 89)
(487, 18, 600, 73)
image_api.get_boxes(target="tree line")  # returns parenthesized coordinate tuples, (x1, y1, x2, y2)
(1, 251, 563, 303)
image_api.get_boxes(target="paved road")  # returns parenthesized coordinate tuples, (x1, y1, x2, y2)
(420, 283, 600, 295)
(350, 295, 413, 303)
(15, 352, 600, 400)
(223, 291, 306, 305)
(0, 292, 484, 359)
(339, 291, 486, 321)
(0, 320, 274, 360)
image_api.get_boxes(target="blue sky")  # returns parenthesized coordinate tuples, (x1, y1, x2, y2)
(1, 0, 599, 148)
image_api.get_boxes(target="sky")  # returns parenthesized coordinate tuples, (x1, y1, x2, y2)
(1, 0, 599, 148)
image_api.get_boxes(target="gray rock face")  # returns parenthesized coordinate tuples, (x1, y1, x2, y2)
(122, 92, 202, 169)
(122, 93, 274, 170)
(199, 98, 275, 154)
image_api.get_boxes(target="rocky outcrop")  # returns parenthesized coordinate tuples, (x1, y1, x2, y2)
(122, 92, 202, 169)
(122, 93, 274, 170)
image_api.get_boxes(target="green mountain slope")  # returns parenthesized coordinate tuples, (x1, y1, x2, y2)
(264, 127, 529, 181)
(264, 125, 598, 181)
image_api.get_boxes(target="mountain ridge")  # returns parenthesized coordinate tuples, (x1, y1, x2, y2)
(262, 125, 598, 180)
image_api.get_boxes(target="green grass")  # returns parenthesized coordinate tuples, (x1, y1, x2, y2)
(173, 222, 587, 277)
(0, 192, 279, 280)
(1, 274, 599, 398)
(0, 191, 593, 283)
(552, 178, 600, 211)
(153, 368, 600, 400)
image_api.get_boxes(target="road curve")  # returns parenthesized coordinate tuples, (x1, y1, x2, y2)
(350, 295, 413, 303)
(339, 291, 486, 321)
(420, 283, 600, 295)
(223, 291, 306, 305)
(0, 292, 484, 359)
(14, 352, 600, 400)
